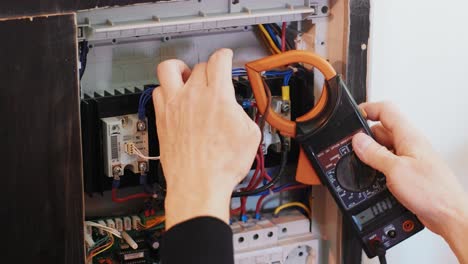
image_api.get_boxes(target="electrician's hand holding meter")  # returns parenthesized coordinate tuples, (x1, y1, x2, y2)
(155, 49, 468, 264)
(245, 50, 465, 259)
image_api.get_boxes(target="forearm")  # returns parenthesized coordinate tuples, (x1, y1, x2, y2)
(443, 199, 468, 264)
(161, 217, 234, 264)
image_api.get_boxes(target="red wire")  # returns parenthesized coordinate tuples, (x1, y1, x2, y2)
(111, 188, 152, 203)
(231, 207, 242, 215)
(246, 153, 262, 190)
(281, 22, 287, 52)
(256, 194, 268, 214)
(241, 197, 247, 215)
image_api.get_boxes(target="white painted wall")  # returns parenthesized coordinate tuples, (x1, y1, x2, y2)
(364, 0, 468, 263)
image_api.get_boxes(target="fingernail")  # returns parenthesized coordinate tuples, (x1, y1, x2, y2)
(353, 133, 373, 153)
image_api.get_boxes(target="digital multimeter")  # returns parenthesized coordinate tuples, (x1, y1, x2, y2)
(246, 51, 424, 258)
(294, 75, 424, 257)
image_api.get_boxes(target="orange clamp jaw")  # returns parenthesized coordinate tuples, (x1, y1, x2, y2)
(245, 50, 338, 185)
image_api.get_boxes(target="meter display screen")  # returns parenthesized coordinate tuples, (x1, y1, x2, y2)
(353, 197, 396, 229)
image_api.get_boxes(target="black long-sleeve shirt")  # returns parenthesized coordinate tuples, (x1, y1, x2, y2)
(161, 217, 234, 264)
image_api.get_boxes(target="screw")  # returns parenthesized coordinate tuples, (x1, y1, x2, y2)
(112, 165, 122, 176)
(121, 116, 129, 128)
(139, 162, 148, 172)
(281, 102, 290, 113)
(137, 120, 147, 131)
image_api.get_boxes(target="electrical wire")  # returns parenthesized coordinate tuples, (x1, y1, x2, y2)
(86, 232, 115, 262)
(281, 22, 287, 52)
(258, 24, 282, 54)
(375, 243, 387, 264)
(378, 255, 387, 264)
(137, 215, 166, 230)
(256, 26, 278, 55)
(84, 221, 122, 238)
(111, 188, 154, 203)
(264, 24, 281, 50)
(274, 202, 311, 218)
(232, 134, 287, 197)
(127, 142, 160, 161)
(138, 86, 156, 120)
(132, 145, 160, 161)
(232, 77, 287, 197)
(111, 179, 155, 203)
(79, 41, 90, 80)
(255, 184, 308, 217)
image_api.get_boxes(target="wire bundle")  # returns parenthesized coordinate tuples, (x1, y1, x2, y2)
(137, 215, 166, 230)
(262, 69, 294, 86)
(85, 221, 122, 238)
(255, 184, 308, 219)
(86, 232, 115, 262)
(231, 68, 294, 86)
(257, 22, 290, 54)
(127, 142, 160, 161)
(138, 86, 156, 120)
(84, 222, 120, 262)
(232, 67, 248, 77)
(112, 179, 154, 203)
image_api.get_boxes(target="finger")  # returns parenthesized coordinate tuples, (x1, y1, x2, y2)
(206, 49, 235, 96)
(186, 62, 208, 86)
(352, 133, 399, 176)
(359, 101, 427, 151)
(156, 59, 191, 99)
(371, 124, 394, 149)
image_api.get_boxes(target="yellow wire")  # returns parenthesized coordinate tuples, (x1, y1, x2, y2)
(92, 235, 114, 258)
(258, 25, 281, 54)
(86, 232, 115, 262)
(274, 202, 311, 218)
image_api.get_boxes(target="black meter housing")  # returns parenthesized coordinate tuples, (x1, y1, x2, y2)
(295, 75, 424, 257)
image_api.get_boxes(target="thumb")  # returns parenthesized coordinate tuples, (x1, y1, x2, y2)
(352, 133, 399, 175)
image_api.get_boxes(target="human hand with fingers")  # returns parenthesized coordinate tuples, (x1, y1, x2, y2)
(352, 102, 468, 263)
(153, 49, 261, 230)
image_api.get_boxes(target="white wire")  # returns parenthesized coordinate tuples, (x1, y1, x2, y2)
(85, 221, 122, 238)
(131, 144, 160, 161)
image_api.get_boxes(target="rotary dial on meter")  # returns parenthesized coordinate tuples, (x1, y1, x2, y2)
(336, 152, 377, 192)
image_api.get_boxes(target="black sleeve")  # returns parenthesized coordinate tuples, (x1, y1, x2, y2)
(161, 217, 234, 264)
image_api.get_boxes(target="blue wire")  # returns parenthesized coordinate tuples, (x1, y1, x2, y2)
(138, 87, 156, 120)
(283, 72, 293, 86)
(251, 183, 303, 197)
(263, 69, 293, 77)
(264, 24, 281, 50)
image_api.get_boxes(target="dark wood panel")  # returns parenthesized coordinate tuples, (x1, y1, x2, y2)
(0, 0, 170, 19)
(342, 1, 370, 263)
(0, 15, 84, 263)
(346, 0, 370, 104)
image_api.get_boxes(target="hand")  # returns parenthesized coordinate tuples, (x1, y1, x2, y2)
(153, 49, 261, 230)
(352, 102, 468, 263)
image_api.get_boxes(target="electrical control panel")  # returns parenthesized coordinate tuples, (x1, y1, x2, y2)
(76, 0, 362, 263)
(101, 114, 150, 177)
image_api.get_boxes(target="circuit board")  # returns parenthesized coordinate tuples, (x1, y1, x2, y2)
(86, 213, 164, 264)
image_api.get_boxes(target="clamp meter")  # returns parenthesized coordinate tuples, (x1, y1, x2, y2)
(245, 51, 424, 258)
